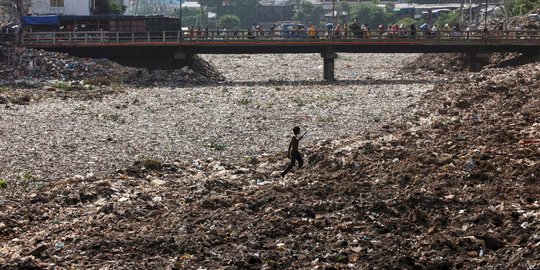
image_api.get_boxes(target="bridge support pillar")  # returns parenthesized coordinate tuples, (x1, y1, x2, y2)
(466, 53, 478, 72)
(321, 51, 338, 81)
(174, 52, 194, 68)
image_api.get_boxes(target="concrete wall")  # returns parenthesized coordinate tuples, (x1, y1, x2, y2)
(31, 0, 91, 15)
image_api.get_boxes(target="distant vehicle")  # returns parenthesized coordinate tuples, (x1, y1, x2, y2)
(528, 13, 540, 21)
(278, 23, 307, 39)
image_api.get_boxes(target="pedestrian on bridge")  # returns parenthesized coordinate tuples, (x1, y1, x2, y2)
(308, 24, 317, 39)
(350, 19, 360, 38)
(233, 24, 239, 38)
(431, 25, 438, 37)
(334, 24, 341, 39)
(269, 24, 276, 38)
(248, 24, 256, 39)
(189, 25, 194, 39)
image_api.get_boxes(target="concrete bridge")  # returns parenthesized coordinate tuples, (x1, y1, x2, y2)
(13, 30, 540, 80)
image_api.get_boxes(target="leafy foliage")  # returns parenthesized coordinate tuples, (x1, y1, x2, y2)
(0, 179, 7, 189)
(349, 3, 395, 27)
(338, 1, 352, 18)
(396, 17, 425, 28)
(172, 7, 206, 26)
(508, 0, 540, 15)
(434, 11, 460, 27)
(231, 0, 259, 26)
(198, 0, 222, 8)
(209, 142, 227, 151)
(293, 0, 325, 25)
(95, 0, 126, 15)
(216, 0, 259, 27)
(218, 15, 241, 28)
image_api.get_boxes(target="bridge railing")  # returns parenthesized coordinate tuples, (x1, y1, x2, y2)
(20, 29, 540, 45)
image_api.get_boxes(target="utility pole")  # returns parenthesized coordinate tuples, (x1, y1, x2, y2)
(332, 0, 335, 39)
(14, 0, 24, 25)
(458, 0, 464, 24)
(179, 0, 183, 39)
(484, 0, 488, 27)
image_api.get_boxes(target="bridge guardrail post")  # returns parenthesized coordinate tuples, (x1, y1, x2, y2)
(163, 31, 166, 42)
(147, 32, 150, 42)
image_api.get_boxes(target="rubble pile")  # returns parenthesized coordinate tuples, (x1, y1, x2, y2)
(0, 45, 129, 86)
(0, 45, 224, 90)
(404, 16, 540, 75)
(507, 15, 540, 30)
(0, 53, 428, 182)
(402, 53, 477, 73)
(0, 54, 539, 269)
(403, 52, 540, 74)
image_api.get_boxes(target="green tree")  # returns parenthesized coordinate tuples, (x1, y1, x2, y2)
(172, 7, 205, 26)
(198, 0, 222, 7)
(184, 15, 199, 26)
(349, 3, 394, 27)
(384, 3, 395, 13)
(95, 0, 126, 15)
(217, 15, 241, 28)
(337, 1, 351, 22)
(397, 17, 416, 26)
(229, 0, 259, 27)
(508, 0, 540, 15)
(199, 0, 222, 25)
(293, 0, 325, 25)
(434, 11, 460, 27)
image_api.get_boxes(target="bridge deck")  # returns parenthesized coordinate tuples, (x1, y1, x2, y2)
(18, 30, 540, 54)
(9, 29, 540, 79)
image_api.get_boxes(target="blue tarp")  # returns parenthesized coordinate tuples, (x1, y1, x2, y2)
(23, 16, 60, 26)
(22, 15, 169, 26)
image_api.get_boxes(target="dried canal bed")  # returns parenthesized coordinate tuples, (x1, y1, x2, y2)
(0, 53, 432, 181)
(205, 53, 419, 81)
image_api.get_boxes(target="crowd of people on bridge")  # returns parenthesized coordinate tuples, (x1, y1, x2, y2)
(182, 20, 511, 41)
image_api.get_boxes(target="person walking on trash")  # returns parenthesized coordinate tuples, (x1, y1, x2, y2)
(281, 126, 307, 177)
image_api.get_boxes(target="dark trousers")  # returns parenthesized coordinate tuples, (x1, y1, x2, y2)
(281, 151, 304, 176)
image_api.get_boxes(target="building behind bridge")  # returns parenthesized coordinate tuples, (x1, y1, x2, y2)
(13, 0, 493, 32)
(30, 0, 125, 16)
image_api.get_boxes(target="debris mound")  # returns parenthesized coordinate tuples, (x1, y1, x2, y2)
(402, 53, 475, 73)
(0, 45, 225, 89)
(403, 16, 540, 74)
(403, 52, 540, 74)
(1, 54, 539, 269)
(0, 45, 126, 86)
(191, 55, 227, 82)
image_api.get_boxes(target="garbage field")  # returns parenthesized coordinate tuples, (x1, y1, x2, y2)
(0, 47, 539, 269)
